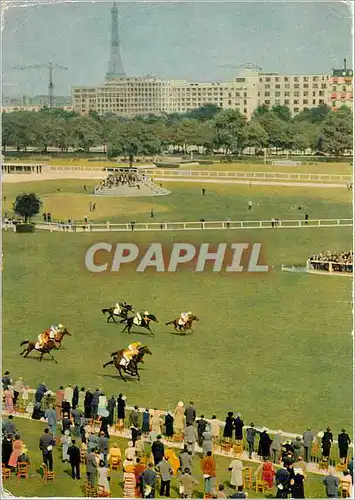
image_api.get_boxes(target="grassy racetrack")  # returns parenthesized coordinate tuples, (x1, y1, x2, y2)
(2, 180, 353, 225)
(2, 178, 353, 434)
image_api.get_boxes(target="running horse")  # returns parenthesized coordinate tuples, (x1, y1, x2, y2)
(120, 314, 158, 335)
(102, 303, 134, 324)
(102, 345, 152, 382)
(19, 329, 71, 363)
(165, 315, 199, 334)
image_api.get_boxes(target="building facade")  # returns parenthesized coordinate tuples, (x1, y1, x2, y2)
(72, 67, 352, 119)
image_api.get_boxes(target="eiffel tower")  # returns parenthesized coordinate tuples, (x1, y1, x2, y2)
(106, 2, 125, 80)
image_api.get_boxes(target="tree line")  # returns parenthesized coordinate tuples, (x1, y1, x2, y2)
(2, 103, 353, 157)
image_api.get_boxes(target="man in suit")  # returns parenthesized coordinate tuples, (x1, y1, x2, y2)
(140, 462, 157, 498)
(184, 422, 198, 456)
(71, 406, 83, 437)
(271, 430, 283, 464)
(107, 396, 116, 426)
(180, 445, 192, 472)
(2, 415, 16, 438)
(91, 389, 100, 420)
(184, 402, 196, 426)
(67, 439, 81, 480)
(45, 404, 57, 437)
(302, 427, 314, 463)
(156, 456, 173, 497)
(234, 413, 244, 441)
(338, 429, 351, 465)
(246, 423, 257, 459)
(151, 435, 164, 465)
(86, 448, 98, 487)
(98, 431, 109, 466)
(35, 382, 48, 404)
(39, 428, 56, 471)
(130, 405, 140, 428)
(323, 468, 340, 498)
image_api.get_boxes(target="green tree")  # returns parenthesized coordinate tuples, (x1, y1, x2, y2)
(252, 104, 269, 119)
(295, 104, 331, 124)
(13, 193, 42, 222)
(321, 107, 353, 156)
(257, 112, 289, 151)
(272, 105, 292, 122)
(213, 109, 247, 154)
(186, 103, 222, 122)
(242, 120, 268, 152)
(68, 116, 102, 152)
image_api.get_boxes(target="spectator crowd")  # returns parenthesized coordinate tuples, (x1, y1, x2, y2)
(308, 251, 353, 273)
(2, 371, 354, 499)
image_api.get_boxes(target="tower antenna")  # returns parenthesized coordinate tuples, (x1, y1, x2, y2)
(106, 1, 126, 80)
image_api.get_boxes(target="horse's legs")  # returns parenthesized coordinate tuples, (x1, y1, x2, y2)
(47, 351, 58, 363)
(39, 351, 44, 361)
(117, 366, 127, 383)
(122, 324, 128, 333)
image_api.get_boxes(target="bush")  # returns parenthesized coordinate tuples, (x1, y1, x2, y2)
(15, 223, 35, 233)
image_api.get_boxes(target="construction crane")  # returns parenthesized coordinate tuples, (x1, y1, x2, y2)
(11, 62, 68, 108)
(217, 62, 262, 73)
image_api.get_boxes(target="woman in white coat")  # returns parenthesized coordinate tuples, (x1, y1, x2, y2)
(228, 458, 243, 489)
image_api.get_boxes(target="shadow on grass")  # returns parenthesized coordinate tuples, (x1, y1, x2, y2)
(165, 329, 190, 336)
(21, 355, 58, 363)
(101, 373, 140, 383)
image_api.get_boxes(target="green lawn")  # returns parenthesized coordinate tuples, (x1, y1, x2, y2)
(2, 417, 328, 498)
(2, 227, 352, 433)
(2, 179, 352, 225)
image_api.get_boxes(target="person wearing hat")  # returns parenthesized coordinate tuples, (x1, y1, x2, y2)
(338, 429, 351, 465)
(2, 371, 12, 391)
(61, 429, 72, 462)
(152, 435, 165, 465)
(13, 376, 24, 406)
(120, 344, 140, 368)
(321, 427, 333, 460)
(302, 427, 314, 463)
(179, 312, 192, 327)
(174, 402, 185, 435)
(98, 431, 110, 466)
(39, 428, 56, 471)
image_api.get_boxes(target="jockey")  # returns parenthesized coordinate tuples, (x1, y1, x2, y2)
(128, 341, 143, 351)
(136, 311, 149, 324)
(179, 312, 191, 326)
(120, 343, 140, 367)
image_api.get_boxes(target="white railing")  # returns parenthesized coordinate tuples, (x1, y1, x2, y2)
(145, 169, 353, 183)
(306, 259, 353, 273)
(23, 218, 353, 233)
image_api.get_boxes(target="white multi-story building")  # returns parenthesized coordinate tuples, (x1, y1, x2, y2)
(70, 66, 353, 119)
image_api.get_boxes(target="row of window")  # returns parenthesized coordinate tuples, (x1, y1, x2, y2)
(264, 90, 326, 97)
(260, 75, 328, 83)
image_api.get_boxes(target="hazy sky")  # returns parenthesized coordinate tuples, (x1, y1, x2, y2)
(2, 0, 353, 96)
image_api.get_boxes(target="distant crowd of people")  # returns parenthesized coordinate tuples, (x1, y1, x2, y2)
(308, 251, 353, 273)
(95, 170, 146, 190)
(2, 371, 354, 499)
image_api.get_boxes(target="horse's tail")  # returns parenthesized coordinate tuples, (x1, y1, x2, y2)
(120, 317, 128, 324)
(20, 340, 29, 347)
(165, 320, 174, 326)
(102, 309, 109, 314)
(103, 360, 114, 368)
(110, 351, 117, 357)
